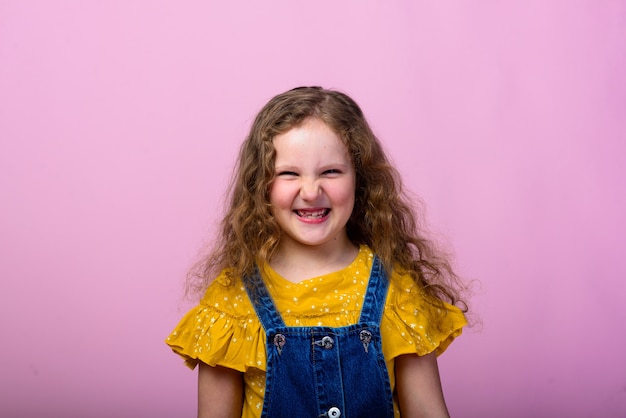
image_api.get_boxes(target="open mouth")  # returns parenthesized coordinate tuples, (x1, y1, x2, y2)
(294, 209, 330, 219)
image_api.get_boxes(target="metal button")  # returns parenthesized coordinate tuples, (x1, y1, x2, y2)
(360, 329, 372, 353)
(321, 336, 334, 349)
(273, 333, 286, 355)
(328, 407, 341, 417)
(313, 335, 335, 349)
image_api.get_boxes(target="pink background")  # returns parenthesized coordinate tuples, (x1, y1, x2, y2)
(1, 1, 625, 417)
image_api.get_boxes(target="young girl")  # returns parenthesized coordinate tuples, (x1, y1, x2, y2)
(166, 86, 468, 418)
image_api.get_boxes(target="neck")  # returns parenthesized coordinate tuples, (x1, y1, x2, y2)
(270, 237, 359, 283)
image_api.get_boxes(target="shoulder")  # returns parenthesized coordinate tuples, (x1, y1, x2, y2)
(385, 267, 465, 322)
(199, 268, 255, 319)
(384, 266, 426, 311)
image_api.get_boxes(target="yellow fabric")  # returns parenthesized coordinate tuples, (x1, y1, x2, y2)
(166, 246, 467, 417)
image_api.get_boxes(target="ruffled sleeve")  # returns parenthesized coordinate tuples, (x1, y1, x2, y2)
(165, 272, 267, 372)
(381, 270, 467, 361)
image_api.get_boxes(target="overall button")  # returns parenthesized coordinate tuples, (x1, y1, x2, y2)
(273, 334, 286, 355)
(313, 336, 335, 349)
(321, 336, 334, 349)
(328, 407, 341, 417)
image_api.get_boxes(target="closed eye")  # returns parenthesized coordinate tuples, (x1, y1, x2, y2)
(277, 171, 298, 176)
(322, 169, 342, 175)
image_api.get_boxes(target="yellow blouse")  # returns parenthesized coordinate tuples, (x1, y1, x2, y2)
(166, 246, 466, 417)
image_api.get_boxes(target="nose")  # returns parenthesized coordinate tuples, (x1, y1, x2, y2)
(300, 177, 321, 200)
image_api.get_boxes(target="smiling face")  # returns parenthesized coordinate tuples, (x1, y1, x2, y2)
(269, 118, 356, 255)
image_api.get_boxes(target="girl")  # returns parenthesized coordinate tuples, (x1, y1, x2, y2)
(166, 86, 468, 418)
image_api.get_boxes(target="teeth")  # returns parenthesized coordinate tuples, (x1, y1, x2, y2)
(296, 209, 328, 218)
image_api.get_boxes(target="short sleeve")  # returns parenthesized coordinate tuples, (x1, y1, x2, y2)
(381, 270, 467, 361)
(165, 272, 267, 372)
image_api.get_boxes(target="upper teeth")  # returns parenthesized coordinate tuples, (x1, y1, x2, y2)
(297, 209, 326, 218)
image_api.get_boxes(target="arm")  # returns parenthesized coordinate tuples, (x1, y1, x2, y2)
(198, 362, 243, 418)
(395, 352, 450, 418)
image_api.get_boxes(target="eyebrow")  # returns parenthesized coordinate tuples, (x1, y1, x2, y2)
(274, 163, 350, 169)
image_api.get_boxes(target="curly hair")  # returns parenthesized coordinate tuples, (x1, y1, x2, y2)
(187, 86, 468, 312)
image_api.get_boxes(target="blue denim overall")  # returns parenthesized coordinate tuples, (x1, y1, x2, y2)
(244, 256, 395, 418)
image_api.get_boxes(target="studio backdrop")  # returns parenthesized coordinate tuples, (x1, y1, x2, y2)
(1, 1, 624, 416)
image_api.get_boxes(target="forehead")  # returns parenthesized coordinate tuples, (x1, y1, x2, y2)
(272, 119, 350, 161)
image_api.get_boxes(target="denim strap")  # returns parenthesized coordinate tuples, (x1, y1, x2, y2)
(243, 267, 286, 330)
(358, 256, 389, 325)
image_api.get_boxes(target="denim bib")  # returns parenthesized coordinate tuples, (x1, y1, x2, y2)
(244, 256, 394, 418)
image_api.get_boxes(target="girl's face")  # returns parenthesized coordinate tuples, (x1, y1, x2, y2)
(269, 118, 356, 254)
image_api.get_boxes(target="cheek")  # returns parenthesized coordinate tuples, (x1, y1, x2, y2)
(332, 181, 356, 207)
(268, 186, 280, 208)
(269, 182, 293, 209)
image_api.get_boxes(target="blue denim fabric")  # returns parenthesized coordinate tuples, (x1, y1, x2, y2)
(244, 257, 394, 418)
